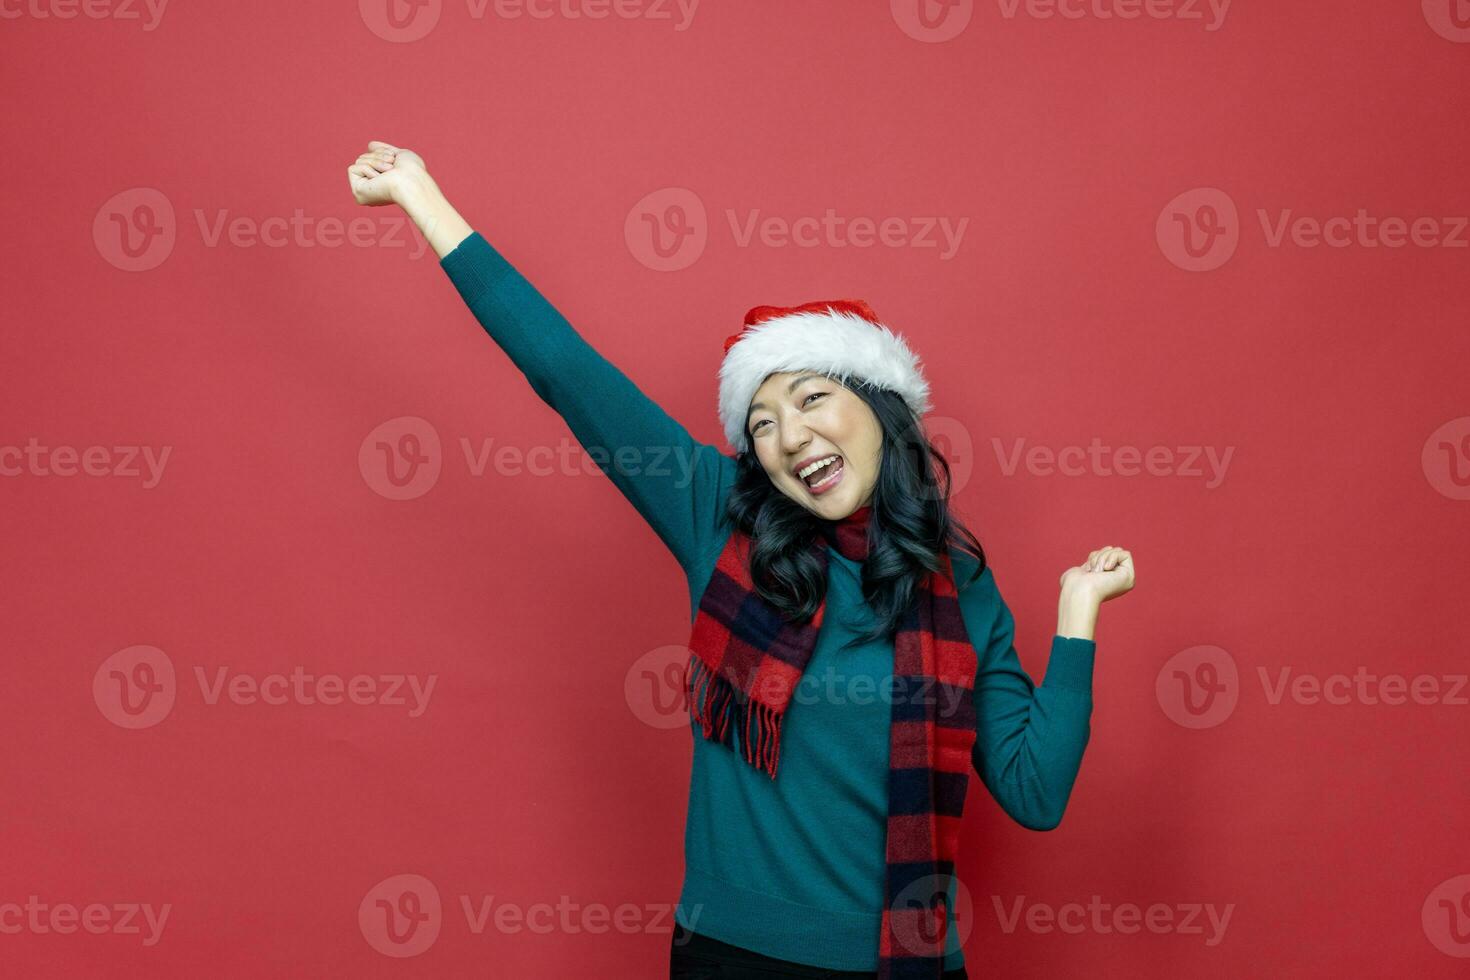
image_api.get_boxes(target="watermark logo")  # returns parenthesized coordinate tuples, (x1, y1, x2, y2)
(360, 0, 698, 41)
(1423, 0, 1470, 43)
(1156, 188, 1239, 272)
(360, 874, 443, 957)
(359, 0, 444, 42)
(359, 874, 696, 955)
(1423, 874, 1470, 957)
(93, 646, 438, 728)
(94, 190, 435, 269)
(1159, 649, 1468, 725)
(93, 645, 177, 730)
(625, 187, 970, 270)
(1422, 416, 1470, 500)
(638, 655, 974, 730)
(625, 187, 708, 272)
(880, 414, 976, 503)
(360, 416, 443, 500)
(1156, 645, 1238, 729)
(94, 188, 176, 272)
(624, 645, 691, 730)
(890, 874, 975, 957)
(923, 415, 976, 498)
(891, 0, 974, 42)
(363, 422, 719, 495)
(1159, 188, 1469, 270)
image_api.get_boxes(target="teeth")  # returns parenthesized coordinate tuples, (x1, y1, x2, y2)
(797, 455, 839, 479)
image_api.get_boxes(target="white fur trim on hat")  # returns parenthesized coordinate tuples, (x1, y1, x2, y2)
(718, 307, 932, 454)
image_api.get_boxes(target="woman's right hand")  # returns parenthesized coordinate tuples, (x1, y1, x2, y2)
(347, 139, 472, 259)
(347, 140, 431, 208)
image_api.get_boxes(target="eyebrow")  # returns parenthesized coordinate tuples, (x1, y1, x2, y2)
(746, 373, 828, 422)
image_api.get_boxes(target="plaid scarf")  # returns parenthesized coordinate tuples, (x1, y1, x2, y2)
(684, 504, 979, 978)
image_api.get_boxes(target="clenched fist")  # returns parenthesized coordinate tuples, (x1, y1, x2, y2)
(1060, 545, 1136, 603)
(347, 140, 431, 207)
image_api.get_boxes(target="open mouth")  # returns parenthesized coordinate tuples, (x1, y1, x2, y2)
(798, 455, 845, 495)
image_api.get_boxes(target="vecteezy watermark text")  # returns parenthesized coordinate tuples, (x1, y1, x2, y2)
(358, 874, 698, 958)
(624, 188, 970, 271)
(360, 416, 723, 501)
(992, 894, 1234, 946)
(991, 437, 1234, 488)
(359, 0, 700, 43)
(193, 667, 437, 716)
(0, 897, 171, 946)
(1156, 647, 1470, 730)
(623, 646, 974, 730)
(93, 646, 438, 729)
(94, 189, 433, 272)
(0, 0, 169, 30)
(994, 0, 1230, 29)
(0, 439, 171, 488)
(890, 0, 1232, 43)
(1158, 188, 1469, 272)
(1258, 666, 1469, 707)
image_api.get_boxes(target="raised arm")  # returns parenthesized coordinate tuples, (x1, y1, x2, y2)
(347, 141, 737, 577)
(969, 568, 1097, 832)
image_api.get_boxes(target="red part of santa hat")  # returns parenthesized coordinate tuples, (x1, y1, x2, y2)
(723, 299, 885, 354)
(718, 299, 932, 455)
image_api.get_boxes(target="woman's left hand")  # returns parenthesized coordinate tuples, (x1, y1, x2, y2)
(1060, 545, 1136, 603)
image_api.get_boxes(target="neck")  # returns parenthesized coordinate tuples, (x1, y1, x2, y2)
(822, 504, 872, 562)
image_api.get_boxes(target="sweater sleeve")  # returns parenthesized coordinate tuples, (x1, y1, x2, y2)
(438, 231, 737, 577)
(970, 568, 1095, 832)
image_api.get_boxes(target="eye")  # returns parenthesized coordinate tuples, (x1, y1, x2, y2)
(749, 391, 827, 436)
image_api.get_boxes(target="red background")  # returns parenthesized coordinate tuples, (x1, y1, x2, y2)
(4, 0, 1469, 976)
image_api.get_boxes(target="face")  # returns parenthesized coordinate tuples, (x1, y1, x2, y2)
(745, 371, 883, 519)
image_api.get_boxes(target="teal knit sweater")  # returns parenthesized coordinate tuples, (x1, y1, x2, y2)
(439, 231, 1096, 973)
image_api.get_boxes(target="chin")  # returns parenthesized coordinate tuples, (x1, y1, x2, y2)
(789, 486, 850, 515)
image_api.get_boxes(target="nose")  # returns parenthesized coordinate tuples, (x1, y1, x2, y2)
(778, 418, 812, 458)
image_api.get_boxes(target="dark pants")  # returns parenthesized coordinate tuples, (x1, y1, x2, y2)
(670, 923, 970, 979)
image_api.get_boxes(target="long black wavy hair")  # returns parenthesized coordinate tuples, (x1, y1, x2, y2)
(724, 376, 987, 652)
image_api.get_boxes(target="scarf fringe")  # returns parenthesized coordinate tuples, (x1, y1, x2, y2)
(686, 655, 783, 778)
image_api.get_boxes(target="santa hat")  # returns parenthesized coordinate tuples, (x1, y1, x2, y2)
(718, 299, 932, 455)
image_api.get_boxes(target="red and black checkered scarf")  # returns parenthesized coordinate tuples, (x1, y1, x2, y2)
(684, 503, 979, 978)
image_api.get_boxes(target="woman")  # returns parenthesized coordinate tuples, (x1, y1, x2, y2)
(347, 141, 1135, 980)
